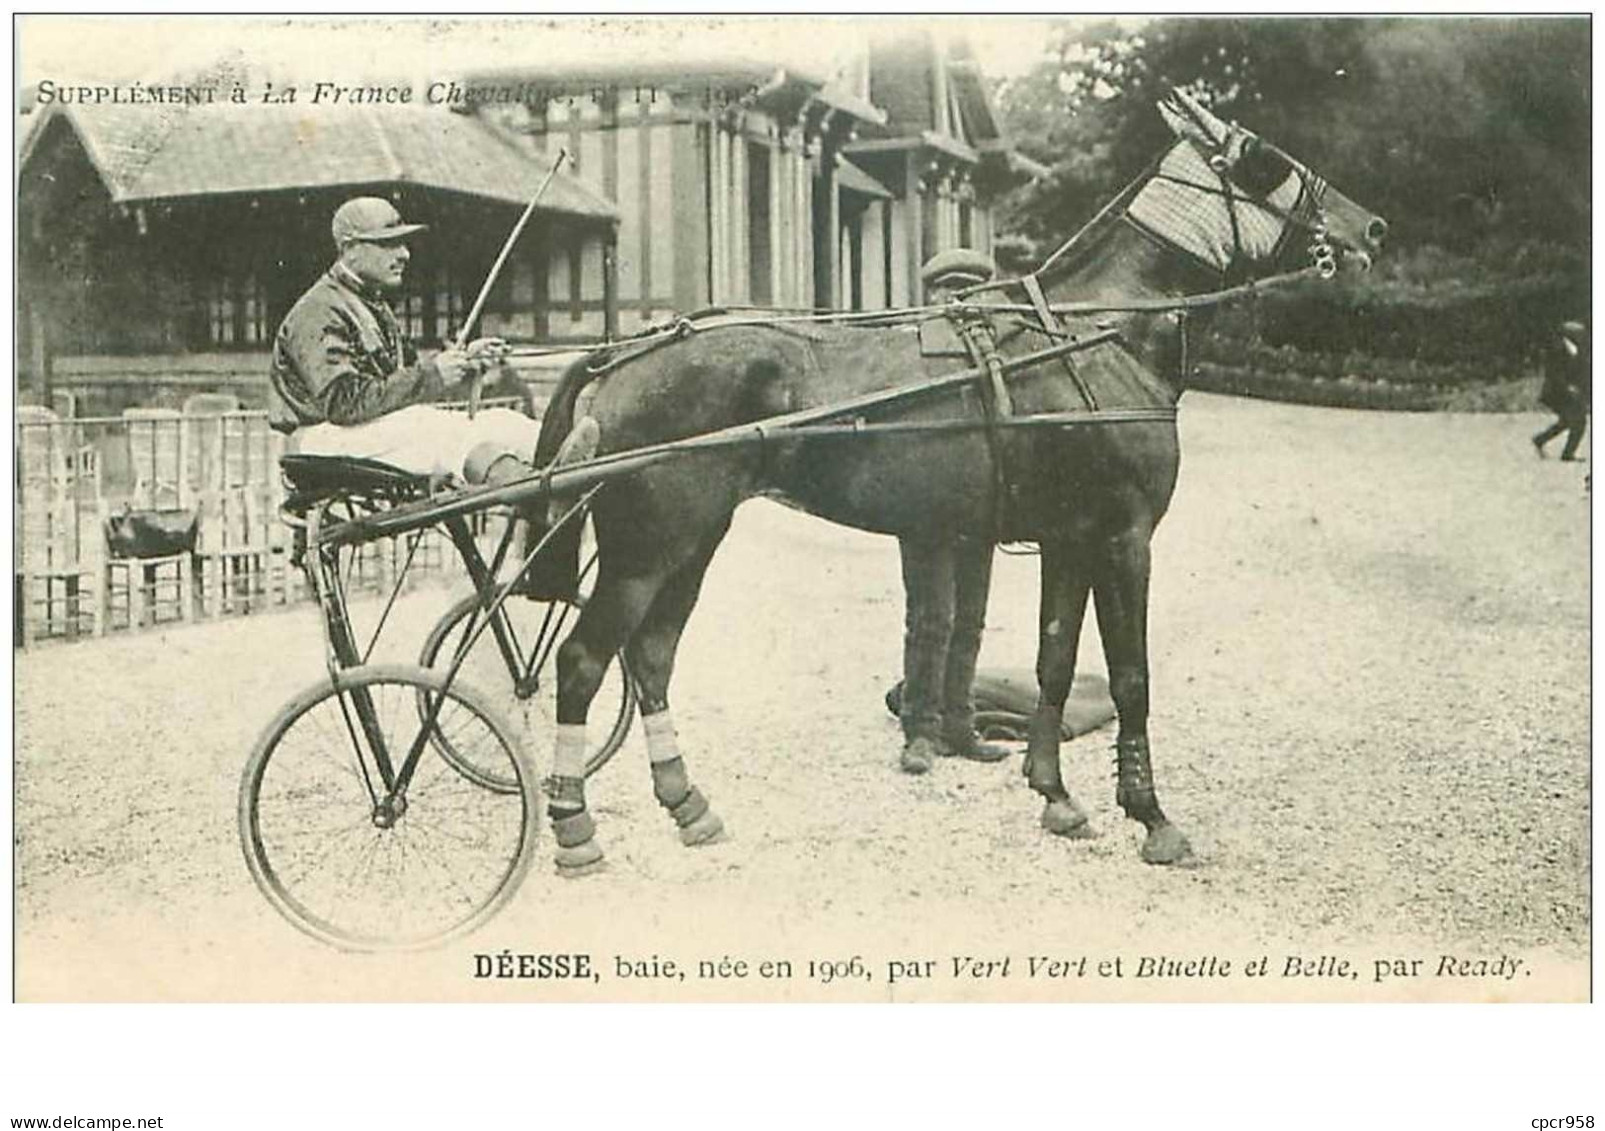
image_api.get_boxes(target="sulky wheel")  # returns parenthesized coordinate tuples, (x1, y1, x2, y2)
(239, 662, 539, 951)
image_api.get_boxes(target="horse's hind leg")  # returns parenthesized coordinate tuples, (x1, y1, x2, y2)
(623, 534, 729, 848)
(1029, 540, 1096, 838)
(1091, 528, 1192, 865)
(548, 569, 668, 875)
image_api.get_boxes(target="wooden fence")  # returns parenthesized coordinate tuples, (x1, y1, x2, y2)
(14, 400, 515, 646)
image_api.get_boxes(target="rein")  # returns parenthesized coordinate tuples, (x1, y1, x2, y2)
(503, 263, 1324, 373)
(502, 122, 1347, 379)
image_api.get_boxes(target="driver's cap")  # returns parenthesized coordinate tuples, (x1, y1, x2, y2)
(332, 197, 427, 245)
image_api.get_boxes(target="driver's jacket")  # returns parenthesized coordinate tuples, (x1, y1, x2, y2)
(268, 262, 446, 433)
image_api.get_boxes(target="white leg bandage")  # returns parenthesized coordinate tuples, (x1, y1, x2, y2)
(553, 723, 587, 780)
(642, 710, 681, 765)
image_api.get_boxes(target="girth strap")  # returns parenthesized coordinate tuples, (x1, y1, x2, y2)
(1022, 274, 1099, 411)
(950, 310, 1016, 540)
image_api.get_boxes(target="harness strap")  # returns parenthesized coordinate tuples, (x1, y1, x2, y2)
(1022, 274, 1099, 411)
(952, 313, 1015, 539)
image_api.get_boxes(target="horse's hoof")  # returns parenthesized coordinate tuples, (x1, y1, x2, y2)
(554, 840, 606, 877)
(1140, 822, 1193, 866)
(679, 810, 725, 847)
(1041, 798, 1094, 839)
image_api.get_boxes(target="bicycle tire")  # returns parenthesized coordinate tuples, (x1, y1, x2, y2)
(239, 662, 539, 952)
(419, 591, 636, 785)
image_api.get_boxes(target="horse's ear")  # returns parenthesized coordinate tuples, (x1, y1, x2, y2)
(1156, 94, 1192, 139)
(1159, 86, 1229, 149)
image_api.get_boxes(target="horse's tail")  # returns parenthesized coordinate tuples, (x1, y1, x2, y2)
(523, 354, 597, 601)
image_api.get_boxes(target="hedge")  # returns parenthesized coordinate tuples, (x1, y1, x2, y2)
(1188, 362, 1541, 413)
(1196, 268, 1588, 377)
(1173, 253, 1587, 411)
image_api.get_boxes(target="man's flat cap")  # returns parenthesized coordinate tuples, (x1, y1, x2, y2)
(332, 197, 427, 244)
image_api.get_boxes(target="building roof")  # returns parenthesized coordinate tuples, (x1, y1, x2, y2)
(20, 101, 618, 221)
(837, 156, 894, 199)
(860, 35, 1042, 184)
(458, 60, 886, 128)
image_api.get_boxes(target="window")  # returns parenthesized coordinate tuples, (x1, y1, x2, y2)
(398, 286, 427, 341)
(206, 274, 267, 348)
(434, 263, 465, 343)
(747, 141, 772, 306)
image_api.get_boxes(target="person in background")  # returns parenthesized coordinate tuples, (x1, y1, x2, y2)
(897, 249, 1015, 775)
(1533, 319, 1590, 462)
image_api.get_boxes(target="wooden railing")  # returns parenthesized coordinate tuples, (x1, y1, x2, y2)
(14, 400, 520, 646)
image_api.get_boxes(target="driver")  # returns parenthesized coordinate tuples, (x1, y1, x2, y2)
(268, 196, 570, 488)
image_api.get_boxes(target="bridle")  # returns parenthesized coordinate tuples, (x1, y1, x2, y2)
(1144, 100, 1340, 281)
(1026, 110, 1342, 294)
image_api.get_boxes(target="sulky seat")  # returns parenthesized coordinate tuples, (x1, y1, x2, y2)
(279, 454, 434, 515)
(277, 455, 452, 583)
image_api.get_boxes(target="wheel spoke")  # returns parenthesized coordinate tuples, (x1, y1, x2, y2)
(241, 665, 535, 950)
(419, 594, 636, 783)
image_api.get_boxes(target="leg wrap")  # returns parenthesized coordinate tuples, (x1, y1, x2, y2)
(665, 784, 723, 846)
(666, 785, 710, 828)
(550, 809, 597, 849)
(650, 755, 691, 809)
(553, 724, 587, 782)
(545, 775, 604, 874)
(544, 774, 587, 813)
(1113, 737, 1190, 862)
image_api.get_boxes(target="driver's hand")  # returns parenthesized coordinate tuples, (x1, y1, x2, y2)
(465, 337, 510, 362)
(433, 348, 481, 385)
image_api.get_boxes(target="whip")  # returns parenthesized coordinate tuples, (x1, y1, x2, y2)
(460, 147, 570, 416)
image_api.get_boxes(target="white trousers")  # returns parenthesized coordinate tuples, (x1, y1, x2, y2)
(295, 405, 544, 479)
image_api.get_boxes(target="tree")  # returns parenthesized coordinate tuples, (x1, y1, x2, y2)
(995, 17, 1590, 265)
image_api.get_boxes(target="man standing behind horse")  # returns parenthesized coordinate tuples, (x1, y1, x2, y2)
(897, 251, 1014, 775)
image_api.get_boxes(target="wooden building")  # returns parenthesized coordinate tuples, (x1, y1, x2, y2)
(16, 30, 1040, 413)
(16, 100, 618, 414)
(462, 29, 1044, 330)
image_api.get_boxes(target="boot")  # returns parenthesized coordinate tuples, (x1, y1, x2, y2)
(937, 723, 1014, 763)
(936, 540, 1005, 762)
(899, 734, 941, 775)
(480, 419, 601, 600)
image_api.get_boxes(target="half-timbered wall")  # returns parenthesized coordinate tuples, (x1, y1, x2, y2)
(508, 90, 692, 332)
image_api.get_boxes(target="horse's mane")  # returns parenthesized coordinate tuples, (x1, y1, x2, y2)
(1028, 141, 1180, 289)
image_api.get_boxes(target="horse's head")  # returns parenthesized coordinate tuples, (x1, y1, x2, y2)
(1147, 87, 1386, 279)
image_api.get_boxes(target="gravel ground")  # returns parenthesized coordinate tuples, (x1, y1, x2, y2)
(13, 393, 1591, 1002)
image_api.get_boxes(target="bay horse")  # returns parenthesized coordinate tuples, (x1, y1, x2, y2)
(524, 89, 1387, 870)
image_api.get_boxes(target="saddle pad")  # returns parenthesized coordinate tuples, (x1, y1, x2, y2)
(917, 316, 971, 359)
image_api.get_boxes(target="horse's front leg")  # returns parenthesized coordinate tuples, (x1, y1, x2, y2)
(623, 539, 727, 848)
(1028, 541, 1096, 837)
(1091, 527, 1192, 865)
